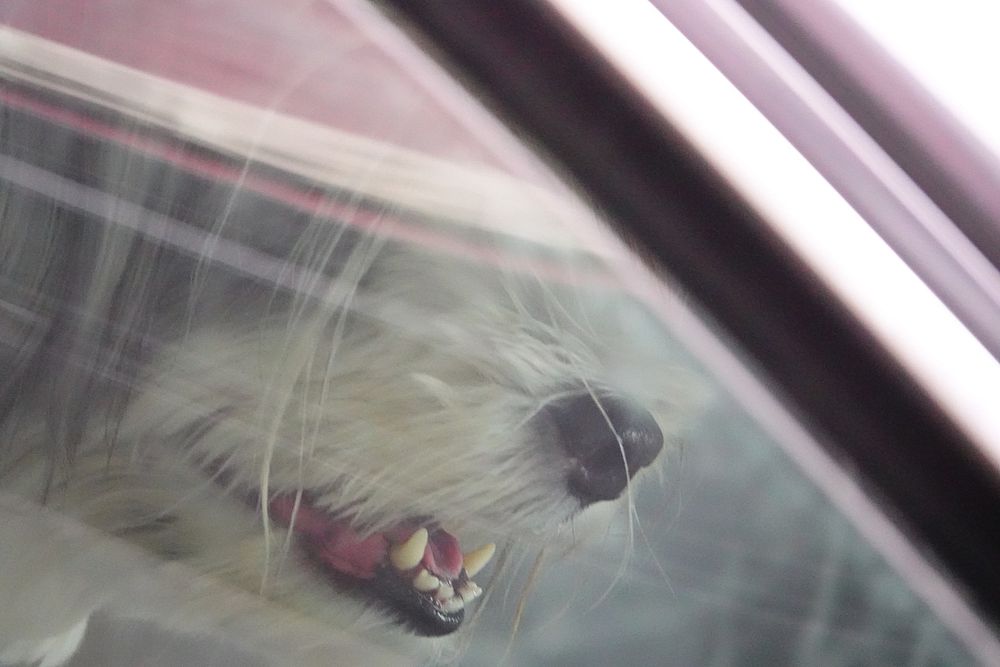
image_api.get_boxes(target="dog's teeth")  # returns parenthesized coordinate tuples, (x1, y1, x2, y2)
(389, 528, 428, 571)
(435, 582, 454, 602)
(462, 542, 496, 577)
(412, 568, 441, 592)
(457, 581, 482, 602)
(441, 596, 465, 613)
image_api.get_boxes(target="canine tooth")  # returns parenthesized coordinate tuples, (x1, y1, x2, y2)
(457, 581, 482, 602)
(441, 596, 465, 613)
(462, 543, 496, 577)
(390, 528, 428, 571)
(412, 569, 441, 592)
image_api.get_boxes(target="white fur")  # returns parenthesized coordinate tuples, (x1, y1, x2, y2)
(0, 619, 87, 667)
(0, 130, 699, 665)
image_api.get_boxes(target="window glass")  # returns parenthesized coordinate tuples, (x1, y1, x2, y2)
(0, 1, 978, 665)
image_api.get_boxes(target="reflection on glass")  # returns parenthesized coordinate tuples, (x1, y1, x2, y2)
(0, 1, 974, 665)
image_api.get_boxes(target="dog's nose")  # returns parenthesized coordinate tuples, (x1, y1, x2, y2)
(545, 390, 663, 505)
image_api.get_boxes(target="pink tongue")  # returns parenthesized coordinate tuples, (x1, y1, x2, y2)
(268, 495, 463, 581)
(425, 528, 463, 579)
(381, 524, 463, 580)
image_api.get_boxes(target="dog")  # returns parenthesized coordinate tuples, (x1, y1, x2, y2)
(0, 92, 698, 666)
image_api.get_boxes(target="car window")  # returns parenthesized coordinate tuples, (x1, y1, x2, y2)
(0, 1, 991, 666)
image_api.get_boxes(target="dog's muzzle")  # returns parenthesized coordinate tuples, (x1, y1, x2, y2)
(543, 389, 664, 505)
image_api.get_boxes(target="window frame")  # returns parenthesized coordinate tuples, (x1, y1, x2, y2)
(374, 0, 1000, 659)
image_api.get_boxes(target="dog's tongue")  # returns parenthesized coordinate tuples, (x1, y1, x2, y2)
(410, 526, 464, 579)
(268, 495, 462, 580)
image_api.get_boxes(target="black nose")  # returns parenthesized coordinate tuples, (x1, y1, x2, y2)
(545, 390, 664, 505)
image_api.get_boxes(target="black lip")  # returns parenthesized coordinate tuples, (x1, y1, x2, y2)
(305, 551, 466, 637)
(372, 565, 465, 637)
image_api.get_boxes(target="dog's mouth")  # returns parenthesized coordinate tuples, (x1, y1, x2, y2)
(267, 494, 495, 636)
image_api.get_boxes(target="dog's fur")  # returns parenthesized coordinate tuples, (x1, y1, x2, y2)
(0, 119, 696, 665)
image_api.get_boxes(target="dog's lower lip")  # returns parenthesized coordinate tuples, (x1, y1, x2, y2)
(264, 493, 492, 634)
(373, 566, 466, 636)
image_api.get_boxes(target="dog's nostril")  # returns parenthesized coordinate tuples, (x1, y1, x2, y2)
(545, 390, 664, 505)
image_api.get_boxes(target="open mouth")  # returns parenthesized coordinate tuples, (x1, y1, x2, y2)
(267, 494, 495, 636)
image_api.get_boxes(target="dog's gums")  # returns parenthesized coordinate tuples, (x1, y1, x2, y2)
(268, 494, 493, 636)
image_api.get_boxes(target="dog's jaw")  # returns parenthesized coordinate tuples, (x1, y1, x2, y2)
(265, 493, 493, 636)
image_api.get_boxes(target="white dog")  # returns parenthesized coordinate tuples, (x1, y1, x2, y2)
(0, 113, 695, 665)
